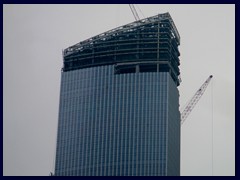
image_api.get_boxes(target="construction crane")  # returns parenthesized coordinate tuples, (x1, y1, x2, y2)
(181, 75, 213, 125)
(129, 4, 140, 21)
(128, 5, 211, 125)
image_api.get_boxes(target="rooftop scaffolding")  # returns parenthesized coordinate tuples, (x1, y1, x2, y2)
(63, 13, 180, 56)
(62, 12, 181, 86)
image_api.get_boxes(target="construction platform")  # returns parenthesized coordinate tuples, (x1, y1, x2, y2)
(62, 12, 181, 86)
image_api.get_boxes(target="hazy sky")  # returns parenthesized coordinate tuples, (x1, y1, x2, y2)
(3, 4, 235, 176)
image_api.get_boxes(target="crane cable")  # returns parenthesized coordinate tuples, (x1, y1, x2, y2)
(211, 78, 214, 176)
(135, 4, 145, 19)
(51, 123, 58, 175)
(116, 5, 120, 27)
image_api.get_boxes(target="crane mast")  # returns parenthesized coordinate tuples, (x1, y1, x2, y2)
(181, 75, 213, 125)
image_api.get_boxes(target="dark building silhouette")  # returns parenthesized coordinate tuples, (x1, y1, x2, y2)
(55, 12, 181, 176)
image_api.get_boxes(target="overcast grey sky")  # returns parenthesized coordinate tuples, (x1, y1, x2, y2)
(3, 4, 235, 176)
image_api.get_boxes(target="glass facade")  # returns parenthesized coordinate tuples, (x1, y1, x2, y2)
(55, 66, 180, 176)
(55, 12, 181, 176)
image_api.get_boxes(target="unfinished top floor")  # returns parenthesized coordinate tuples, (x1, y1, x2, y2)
(62, 12, 181, 86)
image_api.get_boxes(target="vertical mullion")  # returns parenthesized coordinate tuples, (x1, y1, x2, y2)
(147, 73, 151, 176)
(100, 67, 105, 176)
(96, 67, 102, 176)
(128, 74, 132, 175)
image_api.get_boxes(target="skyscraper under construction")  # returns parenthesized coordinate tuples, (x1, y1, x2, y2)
(54, 12, 181, 176)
